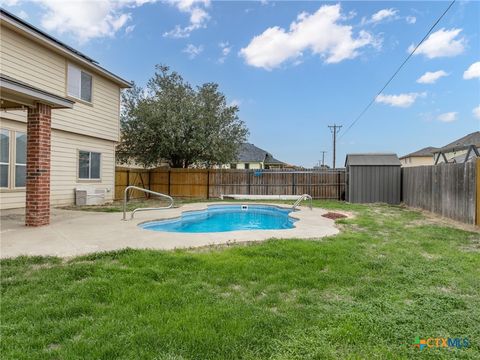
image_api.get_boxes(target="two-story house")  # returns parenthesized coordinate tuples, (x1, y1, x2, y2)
(0, 9, 131, 226)
(225, 143, 287, 170)
(399, 146, 437, 167)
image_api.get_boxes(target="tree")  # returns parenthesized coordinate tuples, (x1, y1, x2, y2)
(117, 65, 248, 168)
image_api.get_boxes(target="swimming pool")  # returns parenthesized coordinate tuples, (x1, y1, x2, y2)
(139, 204, 296, 233)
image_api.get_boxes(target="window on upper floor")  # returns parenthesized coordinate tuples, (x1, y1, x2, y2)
(67, 63, 92, 103)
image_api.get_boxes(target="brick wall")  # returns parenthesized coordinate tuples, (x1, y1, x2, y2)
(25, 103, 51, 226)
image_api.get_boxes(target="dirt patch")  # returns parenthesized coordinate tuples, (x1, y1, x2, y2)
(403, 207, 480, 233)
(322, 212, 347, 220)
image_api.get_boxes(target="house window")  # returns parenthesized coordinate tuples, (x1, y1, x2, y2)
(230, 163, 237, 169)
(0, 129, 9, 188)
(0, 129, 27, 188)
(244, 163, 250, 169)
(78, 151, 101, 180)
(15, 132, 26, 187)
(68, 63, 92, 102)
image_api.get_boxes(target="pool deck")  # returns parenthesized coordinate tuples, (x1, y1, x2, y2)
(0, 202, 348, 259)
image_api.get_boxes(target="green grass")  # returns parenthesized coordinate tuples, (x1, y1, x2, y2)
(1, 201, 479, 359)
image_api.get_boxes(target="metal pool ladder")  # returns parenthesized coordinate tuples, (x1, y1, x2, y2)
(122, 185, 174, 220)
(292, 194, 313, 210)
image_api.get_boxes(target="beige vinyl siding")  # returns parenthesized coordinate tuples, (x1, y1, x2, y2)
(400, 156, 434, 167)
(0, 118, 116, 209)
(0, 27, 65, 96)
(53, 76, 120, 141)
(0, 26, 121, 142)
(50, 129, 115, 206)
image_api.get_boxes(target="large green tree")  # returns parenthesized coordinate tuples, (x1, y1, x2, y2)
(117, 65, 248, 168)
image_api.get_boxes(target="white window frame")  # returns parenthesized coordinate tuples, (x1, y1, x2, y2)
(0, 128, 10, 188)
(14, 131, 26, 188)
(0, 128, 27, 190)
(67, 63, 93, 103)
(78, 150, 101, 180)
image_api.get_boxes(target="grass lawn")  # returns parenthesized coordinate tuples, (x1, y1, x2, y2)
(1, 201, 479, 359)
(60, 197, 223, 213)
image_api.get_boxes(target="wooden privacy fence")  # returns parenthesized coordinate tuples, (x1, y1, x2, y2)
(402, 160, 479, 225)
(115, 168, 346, 201)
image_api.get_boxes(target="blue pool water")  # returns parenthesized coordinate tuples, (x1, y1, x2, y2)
(140, 205, 296, 233)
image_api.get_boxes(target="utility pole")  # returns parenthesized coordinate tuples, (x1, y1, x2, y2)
(320, 151, 327, 167)
(328, 124, 342, 169)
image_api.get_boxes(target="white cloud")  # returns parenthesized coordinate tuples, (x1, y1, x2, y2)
(406, 16, 416, 24)
(375, 92, 425, 108)
(409, 28, 465, 58)
(218, 41, 232, 63)
(416, 70, 448, 84)
(437, 112, 457, 122)
(240, 4, 380, 70)
(15, 0, 160, 43)
(473, 105, 480, 120)
(228, 99, 242, 107)
(125, 25, 135, 34)
(463, 61, 480, 80)
(363, 8, 398, 25)
(2, 0, 19, 5)
(183, 43, 203, 59)
(163, 0, 210, 38)
(17, 10, 29, 20)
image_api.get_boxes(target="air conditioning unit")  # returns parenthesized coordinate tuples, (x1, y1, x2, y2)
(75, 187, 106, 206)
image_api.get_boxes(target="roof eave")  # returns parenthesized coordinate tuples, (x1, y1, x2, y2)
(1, 75, 74, 109)
(0, 10, 132, 88)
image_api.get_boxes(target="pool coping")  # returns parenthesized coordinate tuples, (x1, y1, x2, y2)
(136, 203, 301, 229)
(0, 202, 350, 258)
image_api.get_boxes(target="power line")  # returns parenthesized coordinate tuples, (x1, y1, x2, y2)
(340, 0, 456, 139)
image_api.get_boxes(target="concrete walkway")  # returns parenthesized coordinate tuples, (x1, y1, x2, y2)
(0, 202, 345, 258)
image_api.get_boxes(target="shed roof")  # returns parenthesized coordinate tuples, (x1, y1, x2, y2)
(399, 146, 438, 159)
(345, 153, 401, 166)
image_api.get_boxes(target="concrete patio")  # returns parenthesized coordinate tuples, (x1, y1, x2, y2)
(0, 202, 346, 258)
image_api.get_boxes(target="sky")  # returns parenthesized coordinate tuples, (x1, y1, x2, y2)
(3, 0, 479, 168)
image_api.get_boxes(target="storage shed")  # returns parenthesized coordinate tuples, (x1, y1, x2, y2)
(345, 153, 401, 204)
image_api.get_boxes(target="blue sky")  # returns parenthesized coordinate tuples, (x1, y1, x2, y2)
(4, 0, 479, 167)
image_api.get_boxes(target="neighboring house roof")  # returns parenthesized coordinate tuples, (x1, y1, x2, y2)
(434, 131, 480, 153)
(345, 153, 401, 166)
(0, 8, 131, 88)
(235, 143, 285, 165)
(399, 146, 438, 159)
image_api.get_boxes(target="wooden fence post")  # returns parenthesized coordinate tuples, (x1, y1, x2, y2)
(126, 170, 130, 201)
(292, 173, 296, 195)
(206, 169, 210, 199)
(168, 170, 171, 196)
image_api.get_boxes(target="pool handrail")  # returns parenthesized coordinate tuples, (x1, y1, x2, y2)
(292, 194, 312, 210)
(122, 186, 174, 220)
